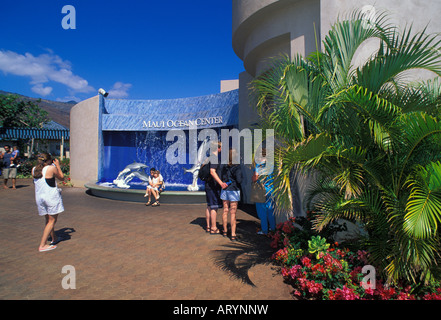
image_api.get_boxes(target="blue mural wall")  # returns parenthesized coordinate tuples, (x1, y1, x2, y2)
(97, 90, 239, 191)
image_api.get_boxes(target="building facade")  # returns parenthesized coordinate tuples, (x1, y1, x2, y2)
(70, 0, 441, 209)
(70, 91, 239, 188)
(232, 0, 441, 215)
(233, 0, 441, 129)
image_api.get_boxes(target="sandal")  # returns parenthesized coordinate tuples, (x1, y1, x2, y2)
(222, 229, 228, 237)
(152, 201, 160, 207)
(230, 235, 237, 241)
(210, 228, 220, 235)
(206, 227, 211, 233)
(145, 201, 151, 206)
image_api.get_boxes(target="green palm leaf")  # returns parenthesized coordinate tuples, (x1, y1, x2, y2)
(404, 162, 441, 239)
(357, 25, 441, 93)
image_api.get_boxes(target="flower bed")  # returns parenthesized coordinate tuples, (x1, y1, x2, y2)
(270, 217, 441, 300)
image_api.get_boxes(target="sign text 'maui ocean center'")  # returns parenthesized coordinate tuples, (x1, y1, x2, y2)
(142, 116, 223, 129)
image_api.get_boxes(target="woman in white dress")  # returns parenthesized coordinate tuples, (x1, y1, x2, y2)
(32, 153, 65, 252)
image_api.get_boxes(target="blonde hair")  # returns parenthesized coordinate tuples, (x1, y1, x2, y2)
(32, 153, 53, 179)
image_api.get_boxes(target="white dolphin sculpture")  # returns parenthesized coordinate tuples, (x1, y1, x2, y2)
(113, 162, 150, 188)
(185, 137, 211, 191)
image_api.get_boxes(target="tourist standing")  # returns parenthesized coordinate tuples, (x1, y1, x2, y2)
(1, 145, 17, 189)
(220, 149, 243, 241)
(204, 141, 227, 234)
(32, 153, 65, 252)
(252, 148, 276, 235)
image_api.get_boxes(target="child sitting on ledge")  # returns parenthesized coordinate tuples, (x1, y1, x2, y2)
(144, 169, 164, 207)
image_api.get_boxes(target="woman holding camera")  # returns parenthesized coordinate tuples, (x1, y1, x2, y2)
(32, 153, 65, 252)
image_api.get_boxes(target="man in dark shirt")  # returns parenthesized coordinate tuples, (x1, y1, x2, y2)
(204, 141, 227, 234)
(1, 145, 17, 189)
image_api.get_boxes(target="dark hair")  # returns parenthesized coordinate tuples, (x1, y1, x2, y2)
(32, 153, 53, 179)
(150, 167, 156, 171)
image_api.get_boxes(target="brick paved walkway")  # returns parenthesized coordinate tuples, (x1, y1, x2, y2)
(0, 179, 292, 300)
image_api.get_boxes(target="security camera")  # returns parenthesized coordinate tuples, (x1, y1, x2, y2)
(98, 88, 109, 97)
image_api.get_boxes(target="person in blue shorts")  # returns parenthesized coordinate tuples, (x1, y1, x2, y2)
(220, 148, 243, 241)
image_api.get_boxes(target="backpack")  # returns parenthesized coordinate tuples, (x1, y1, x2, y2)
(221, 164, 240, 186)
(198, 162, 211, 181)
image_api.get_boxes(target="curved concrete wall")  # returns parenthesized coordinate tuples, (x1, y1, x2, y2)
(233, 0, 320, 77)
(70, 95, 100, 187)
(233, 0, 441, 77)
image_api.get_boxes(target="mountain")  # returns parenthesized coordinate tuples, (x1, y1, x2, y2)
(0, 90, 77, 129)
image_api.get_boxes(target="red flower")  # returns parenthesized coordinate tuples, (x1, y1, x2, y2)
(306, 280, 323, 295)
(301, 256, 312, 268)
(282, 222, 293, 234)
(287, 265, 302, 279)
(328, 286, 359, 300)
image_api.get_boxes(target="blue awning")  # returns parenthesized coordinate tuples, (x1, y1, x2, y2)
(0, 127, 70, 140)
(101, 89, 239, 131)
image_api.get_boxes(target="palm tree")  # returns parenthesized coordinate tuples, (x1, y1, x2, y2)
(251, 10, 441, 285)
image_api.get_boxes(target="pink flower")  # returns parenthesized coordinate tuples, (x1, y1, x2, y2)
(423, 292, 441, 300)
(357, 250, 370, 264)
(287, 265, 302, 279)
(363, 287, 375, 296)
(293, 290, 302, 297)
(301, 256, 312, 268)
(376, 282, 396, 300)
(328, 286, 360, 300)
(306, 280, 323, 295)
(281, 267, 289, 277)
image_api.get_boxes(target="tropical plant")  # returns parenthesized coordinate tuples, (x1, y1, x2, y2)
(308, 236, 330, 259)
(251, 9, 441, 285)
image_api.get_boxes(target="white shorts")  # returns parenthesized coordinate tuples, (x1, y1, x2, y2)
(36, 196, 64, 215)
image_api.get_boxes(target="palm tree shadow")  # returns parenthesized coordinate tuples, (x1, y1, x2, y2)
(210, 219, 275, 287)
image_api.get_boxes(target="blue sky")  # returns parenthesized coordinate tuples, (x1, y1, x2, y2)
(0, 0, 244, 102)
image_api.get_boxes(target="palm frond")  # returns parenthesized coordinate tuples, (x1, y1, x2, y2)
(404, 161, 441, 239)
(356, 25, 441, 93)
